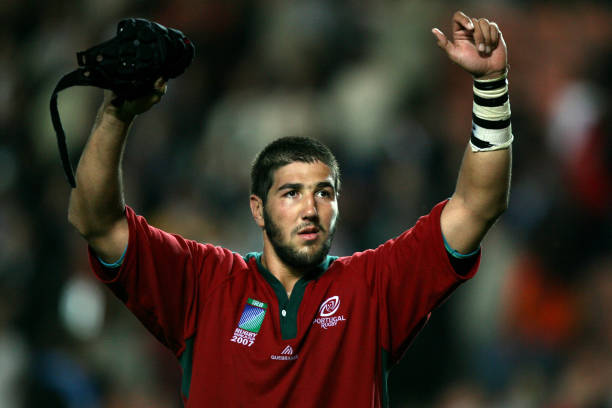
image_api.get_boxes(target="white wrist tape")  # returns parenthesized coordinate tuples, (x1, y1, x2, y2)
(470, 72, 513, 152)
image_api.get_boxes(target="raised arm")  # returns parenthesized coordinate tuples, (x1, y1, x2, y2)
(67, 79, 166, 263)
(432, 11, 512, 254)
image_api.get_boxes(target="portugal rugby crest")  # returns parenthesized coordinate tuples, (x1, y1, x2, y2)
(318, 295, 341, 316)
(313, 295, 347, 330)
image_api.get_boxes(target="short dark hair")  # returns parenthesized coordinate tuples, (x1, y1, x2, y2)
(250, 136, 341, 203)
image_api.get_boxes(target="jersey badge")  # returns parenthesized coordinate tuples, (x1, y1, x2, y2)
(230, 298, 267, 347)
(313, 296, 347, 330)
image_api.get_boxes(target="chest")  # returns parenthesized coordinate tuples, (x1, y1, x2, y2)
(196, 269, 377, 361)
(182, 263, 385, 407)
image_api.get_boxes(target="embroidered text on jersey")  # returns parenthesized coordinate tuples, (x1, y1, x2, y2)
(271, 345, 298, 361)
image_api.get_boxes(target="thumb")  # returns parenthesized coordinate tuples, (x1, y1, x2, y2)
(431, 28, 451, 53)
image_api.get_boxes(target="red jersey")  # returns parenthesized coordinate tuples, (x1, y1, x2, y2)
(88, 200, 479, 407)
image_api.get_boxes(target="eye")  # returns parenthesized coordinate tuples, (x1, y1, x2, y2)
(316, 189, 333, 198)
(284, 190, 298, 198)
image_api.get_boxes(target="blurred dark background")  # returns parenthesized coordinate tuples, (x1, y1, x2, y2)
(1, 0, 611, 407)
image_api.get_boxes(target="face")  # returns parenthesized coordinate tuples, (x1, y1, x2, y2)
(258, 161, 339, 270)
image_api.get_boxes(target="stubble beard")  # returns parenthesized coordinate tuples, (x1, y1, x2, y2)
(263, 207, 336, 270)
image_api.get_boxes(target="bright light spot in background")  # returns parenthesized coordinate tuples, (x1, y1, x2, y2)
(547, 82, 602, 161)
(59, 276, 105, 340)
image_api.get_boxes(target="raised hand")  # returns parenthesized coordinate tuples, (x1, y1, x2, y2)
(103, 77, 168, 123)
(432, 11, 508, 80)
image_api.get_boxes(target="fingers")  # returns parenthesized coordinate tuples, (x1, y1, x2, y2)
(146, 78, 167, 107)
(471, 18, 485, 53)
(431, 28, 450, 52)
(153, 77, 167, 94)
(452, 10, 474, 32)
(471, 17, 500, 56)
(479, 18, 492, 54)
(150, 77, 168, 106)
(434, 11, 501, 58)
(490, 22, 500, 49)
(152, 77, 168, 99)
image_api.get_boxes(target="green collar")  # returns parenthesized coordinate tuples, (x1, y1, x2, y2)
(244, 252, 337, 339)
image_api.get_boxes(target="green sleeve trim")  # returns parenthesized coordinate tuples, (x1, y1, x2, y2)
(97, 245, 128, 268)
(179, 337, 195, 399)
(442, 233, 480, 259)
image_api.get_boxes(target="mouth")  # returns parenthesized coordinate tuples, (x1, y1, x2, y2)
(297, 226, 320, 241)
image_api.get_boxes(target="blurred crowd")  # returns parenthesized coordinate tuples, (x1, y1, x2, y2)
(1, 0, 611, 407)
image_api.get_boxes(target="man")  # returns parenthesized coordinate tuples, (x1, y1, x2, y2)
(68, 11, 512, 407)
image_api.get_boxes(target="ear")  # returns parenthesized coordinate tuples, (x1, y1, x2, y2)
(250, 194, 265, 228)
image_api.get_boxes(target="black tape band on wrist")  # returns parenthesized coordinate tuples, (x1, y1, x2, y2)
(473, 93, 508, 107)
(473, 77, 507, 91)
(470, 132, 494, 149)
(472, 113, 511, 129)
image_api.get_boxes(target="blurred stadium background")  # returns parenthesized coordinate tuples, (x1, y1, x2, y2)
(1, 0, 611, 407)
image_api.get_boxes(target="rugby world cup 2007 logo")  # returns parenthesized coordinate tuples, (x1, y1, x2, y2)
(314, 296, 346, 329)
(230, 298, 267, 347)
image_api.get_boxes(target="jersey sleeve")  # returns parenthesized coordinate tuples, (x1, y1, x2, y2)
(87, 206, 237, 357)
(349, 200, 479, 365)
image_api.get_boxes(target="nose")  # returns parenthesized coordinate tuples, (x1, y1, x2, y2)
(301, 193, 318, 219)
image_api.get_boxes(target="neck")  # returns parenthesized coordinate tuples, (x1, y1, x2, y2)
(260, 245, 303, 298)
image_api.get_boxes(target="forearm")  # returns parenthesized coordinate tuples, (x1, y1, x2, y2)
(67, 80, 164, 263)
(452, 144, 511, 222)
(442, 144, 511, 254)
(442, 71, 513, 252)
(68, 104, 133, 238)
(454, 68, 514, 219)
